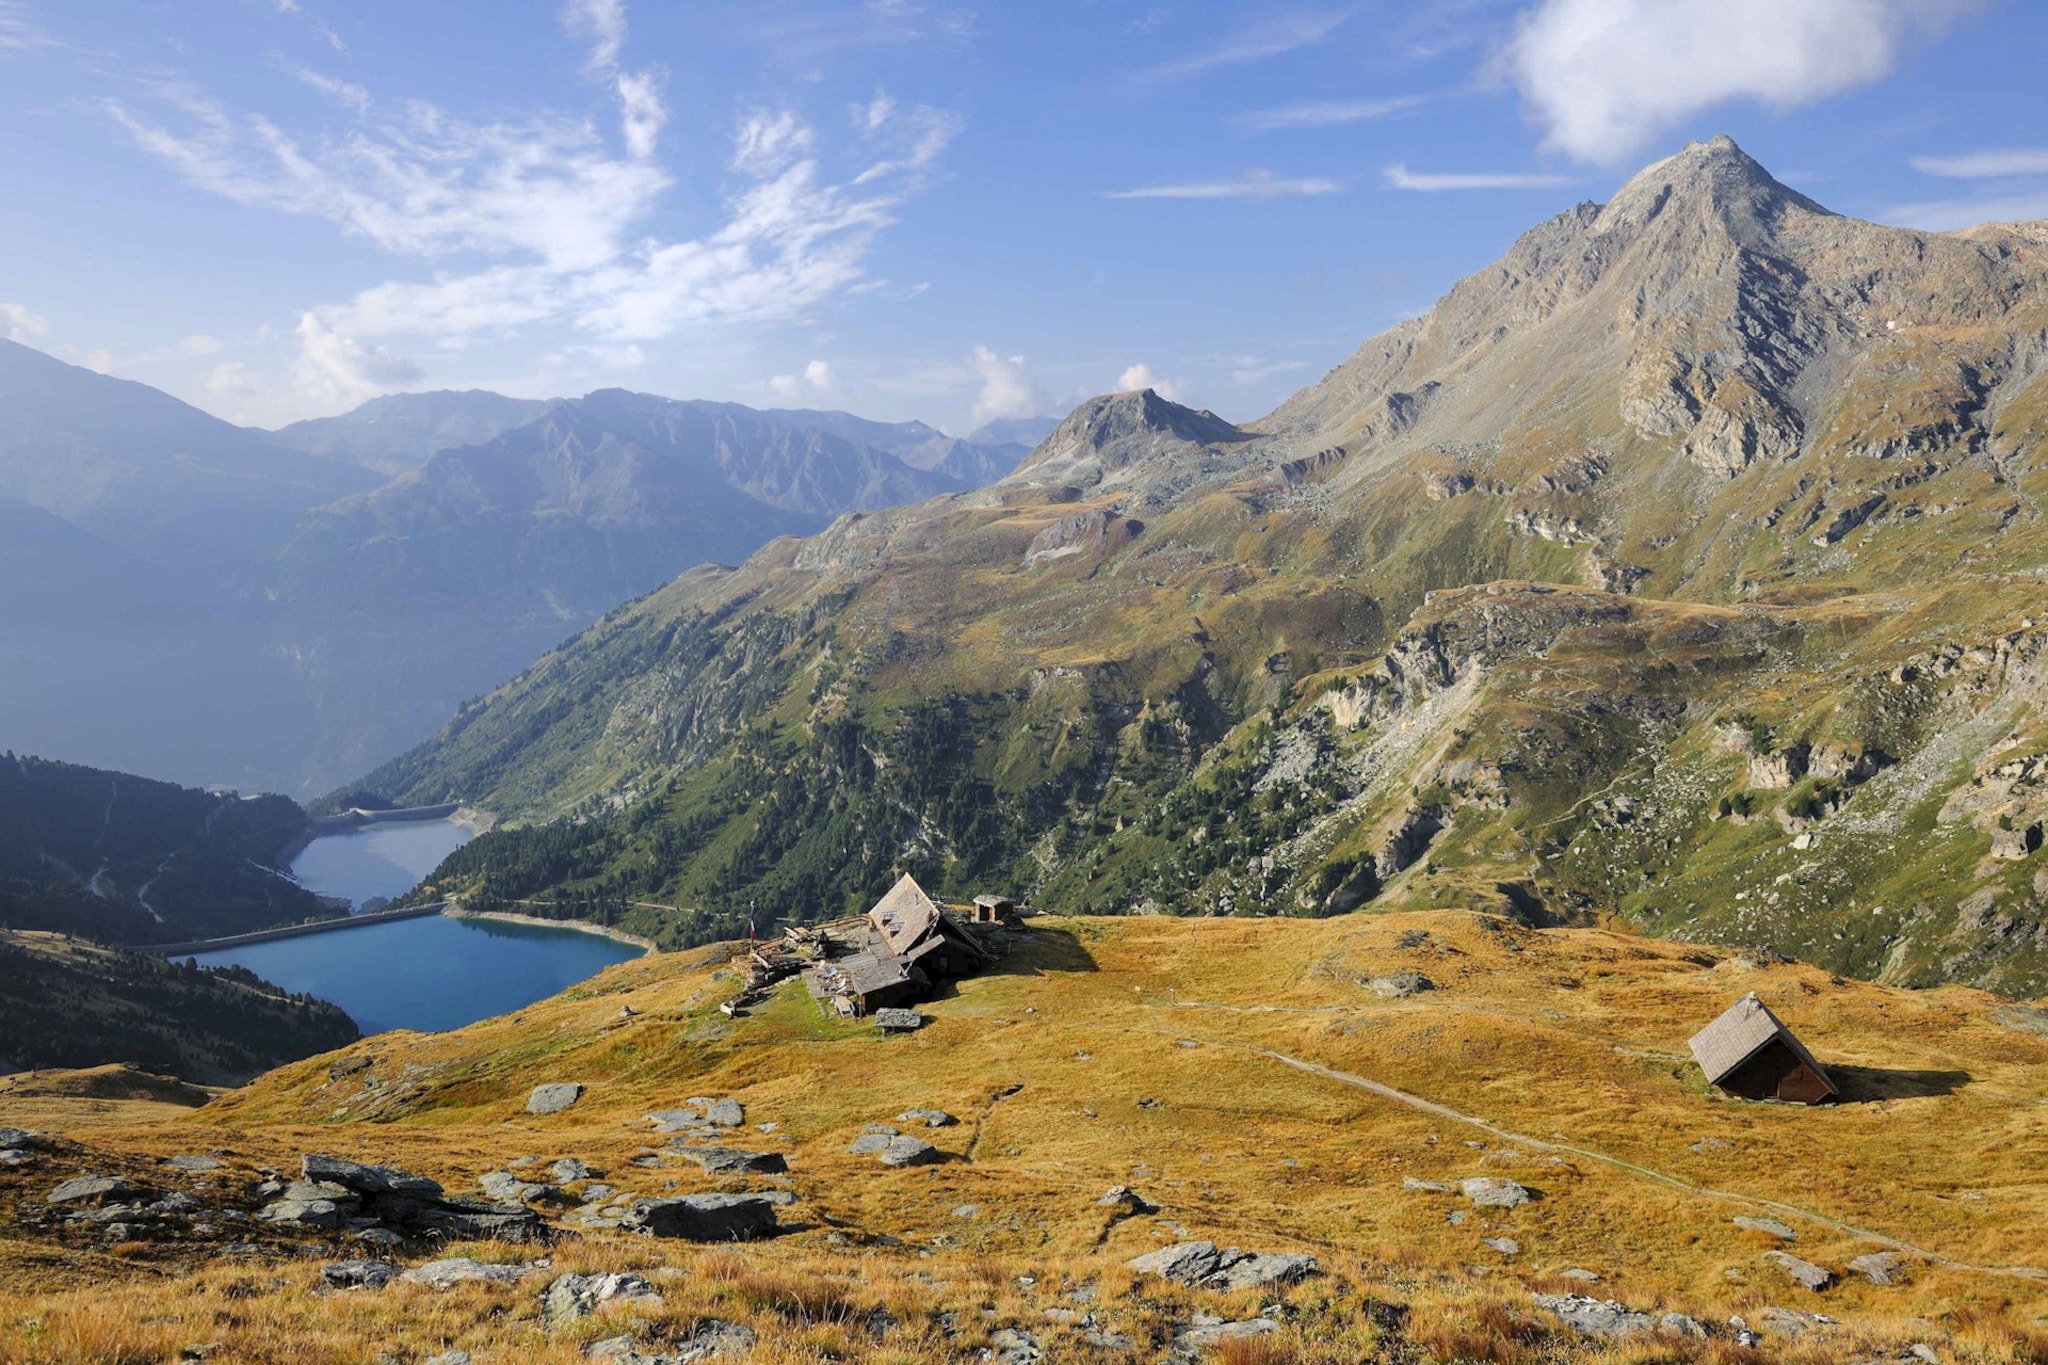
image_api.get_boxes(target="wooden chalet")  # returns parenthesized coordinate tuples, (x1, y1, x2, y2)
(795, 874, 1003, 1018)
(1688, 993, 1837, 1104)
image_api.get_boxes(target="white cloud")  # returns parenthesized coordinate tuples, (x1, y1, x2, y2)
(1, 300, 49, 343)
(1231, 357, 1309, 384)
(769, 357, 836, 400)
(1105, 168, 1340, 200)
(1384, 164, 1574, 191)
(295, 313, 425, 407)
(616, 69, 667, 160)
(733, 110, 816, 178)
(1117, 362, 1182, 401)
(1233, 95, 1427, 131)
(206, 360, 259, 398)
(0, 0, 51, 50)
(969, 346, 1040, 427)
(562, 0, 627, 72)
(179, 333, 224, 356)
(1503, 0, 1982, 165)
(1910, 147, 2048, 179)
(1881, 190, 2048, 232)
(292, 66, 372, 114)
(1139, 10, 1348, 83)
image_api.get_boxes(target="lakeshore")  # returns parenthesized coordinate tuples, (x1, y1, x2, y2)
(445, 907, 658, 955)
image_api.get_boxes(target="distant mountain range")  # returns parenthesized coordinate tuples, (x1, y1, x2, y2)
(0, 337, 1051, 792)
(361, 136, 2048, 997)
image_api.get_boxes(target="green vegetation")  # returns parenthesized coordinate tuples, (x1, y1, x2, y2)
(0, 930, 358, 1085)
(0, 752, 332, 944)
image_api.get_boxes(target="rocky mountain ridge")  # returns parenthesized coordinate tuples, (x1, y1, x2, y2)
(356, 136, 2048, 994)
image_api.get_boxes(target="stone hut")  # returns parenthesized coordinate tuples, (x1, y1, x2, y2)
(1688, 993, 1837, 1104)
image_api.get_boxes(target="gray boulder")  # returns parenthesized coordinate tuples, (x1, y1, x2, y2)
(163, 1155, 221, 1172)
(1369, 971, 1434, 999)
(1178, 1319, 1280, 1350)
(1661, 1313, 1708, 1339)
(1734, 1215, 1796, 1241)
(48, 1175, 140, 1206)
(550, 1158, 594, 1183)
(674, 1147, 788, 1175)
(1847, 1251, 1909, 1285)
(876, 1137, 940, 1168)
(1481, 1237, 1519, 1255)
(543, 1271, 662, 1328)
(479, 1170, 548, 1203)
(321, 1259, 398, 1290)
(647, 1109, 703, 1133)
(1533, 1295, 1657, 1340)
(1460, 1177, 1530, 1208)
(302, 1154, 442, 1197)
(407, 1202, 546, 1242)
(527, 1083, 584, 1115)
(847, 1133, 893, 1156)
(1127, 1242, 1318, 1291)
(705, 1099, 745, 1127)
(1763, 1250, 1834, 1291)
(399, 1257, 537, 1289)
(1400, 1178, 1449, 1193)
(0, 1128, 49, 1152)
(623, 1192, 778, 1241)
(1096, 1185, 1157, 1214)
(987, 1327, 1044, 1364)
(897, 1108, 956, 1127)
(872, 1008, 923, 1032)
(259, 1197, 345, 1229)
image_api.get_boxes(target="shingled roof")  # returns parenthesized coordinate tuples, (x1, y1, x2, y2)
(868, 874, 942, 956)
(1688, 992, 1835, 1092)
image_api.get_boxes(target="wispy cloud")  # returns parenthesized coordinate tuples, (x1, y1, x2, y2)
(1138, 10, 1348, 84)
(1230, 357, 1309, 384)
(1106, 168, 1340, 200)
(0, 0, 51, 50)
(1233, 95, 1426, 131)
(1383, 164, 1572, 191)
(2, 300, 49, 343)
(1881, 191, 2048, 232)
(1910, 148, 2048, 179)
(111, 11, 959, 409)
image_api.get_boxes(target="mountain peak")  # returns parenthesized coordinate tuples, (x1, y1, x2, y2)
(1599, 132, 1831, 241)
(1008, 388, 1248, 488)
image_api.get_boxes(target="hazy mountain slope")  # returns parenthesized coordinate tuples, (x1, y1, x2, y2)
(0, 495, 318, 789)
(0, 931, 358, 1084)
(356, 137, 2048, 994)
(267, 393, 1020, 789)
(0, 340, 376, 575)
(0, 753, 329, 943)
(267, 389, 548, 476)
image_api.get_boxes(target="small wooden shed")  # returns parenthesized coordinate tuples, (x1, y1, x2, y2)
(1688, 992, 1837, 1104)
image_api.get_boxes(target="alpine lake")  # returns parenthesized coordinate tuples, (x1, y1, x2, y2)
(189, 817, 642, 1035)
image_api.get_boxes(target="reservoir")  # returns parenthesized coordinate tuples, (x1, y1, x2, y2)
(189, 913, 643, 1034)
(289, 816, 475, 910)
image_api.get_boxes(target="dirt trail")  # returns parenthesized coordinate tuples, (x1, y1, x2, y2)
(1242, 1044, 2047, 1284)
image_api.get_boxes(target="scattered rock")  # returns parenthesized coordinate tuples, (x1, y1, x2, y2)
(623, 1193, 779, 1241)
(480, 1171, 549, 1203)
(423, 1354, 472, 1365)
(1558, 1269, 1602, 1283)
(1757, 1306, 1837, 1336)
(527, 1083, 584, 1115)
(876, 1137, 940, 1168)
(1177, 1318, 1280, 1351)
(1369, 971, 1435, 999)
(1763, 1251, 1834, 1291)
(873, 1009, 924, 1032)
(1847, 1251, 1909, 1285)
(543, 1271, 661, 1328)
(986, 1326, 1044, 1363)
(897, 1108, 957, 1127)
(1660, 1312, 1708, 1339)
(1534, 1295, 1657, 1340)
(1734, 1215, 1797, 1241)
(550, 1158, 595, 1183)
(259, 1197, 345, 1229)
(647, 1109, 703, 1133)
(673, 1147, 788, 1176)
(1482, 1237, 1519, 1255)
(48, 1175, 140, 1206)
(351, 1227, 404, 1248)
(705, 1099, 745, 1127)
(952, 1204, 981, 1219)
(847, 1133, 894, 1156)
(321, 1260, 397, 1290)
(0, 1128, 49, 1152)
(303, 1155, 442, 1198)
(1096, 1185, 1157, 1214)
(400, 1258, 536, 1289)
(163, 1155, 222, 1172)
(1127, 1242, 1318, 1291)
(1460, 1177, 1530, 1208)
(1401, 1178, 1449, 1193)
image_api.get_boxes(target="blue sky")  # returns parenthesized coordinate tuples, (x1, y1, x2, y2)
(2, 0, 2045, 433)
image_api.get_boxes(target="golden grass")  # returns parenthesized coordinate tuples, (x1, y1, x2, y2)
(4, 912, 2048, 1363)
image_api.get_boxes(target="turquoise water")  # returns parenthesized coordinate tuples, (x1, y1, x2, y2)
(190, 913, 641, 1034)
(289, 818, 474, 909)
